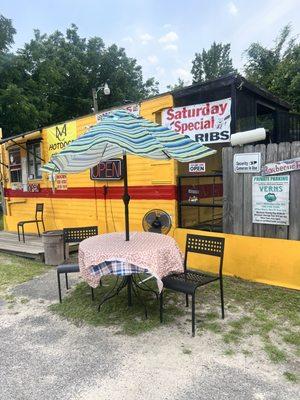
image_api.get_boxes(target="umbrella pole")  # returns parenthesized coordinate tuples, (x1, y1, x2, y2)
(123, 153, 130, 241)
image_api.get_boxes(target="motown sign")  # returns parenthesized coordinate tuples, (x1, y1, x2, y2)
(162, 98, 231, 144)
(46, 121, 77, 158)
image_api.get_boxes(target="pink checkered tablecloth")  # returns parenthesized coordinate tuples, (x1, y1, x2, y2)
(79, 232, 184, 291)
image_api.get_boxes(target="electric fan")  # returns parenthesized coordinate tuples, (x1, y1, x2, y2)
(142, 209, 172, 234)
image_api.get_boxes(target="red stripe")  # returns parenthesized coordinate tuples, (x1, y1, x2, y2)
(4, 185, 178, 200)
(4, 183, 223, 201)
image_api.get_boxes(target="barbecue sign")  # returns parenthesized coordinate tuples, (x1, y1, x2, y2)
(162, 98, 231, 144)
(90, 159, 124, 180)
(262, 158, 300, 175)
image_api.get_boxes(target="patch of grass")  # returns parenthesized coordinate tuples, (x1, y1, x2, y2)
(283, 372, 298, 383)
(222, 316, 252, 344)
(0, 214, 3, 231)
(224, 349, 235, 356)
(205, 311, 219, 321)
(242, 349, 253, 356)
(282, 332, 300, 347)
(50, 278, 184, 335)
(3, 293, 15, 303)
(0, 253, 48, 295)
(263, 341, 287, 363)
(223, 331, 240, 344)
(205, 321, 222, 334)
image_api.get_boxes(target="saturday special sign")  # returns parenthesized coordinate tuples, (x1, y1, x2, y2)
(252, 176, 290, 226)
(47, 121, 77, 158)
(162, 98, 231, 144)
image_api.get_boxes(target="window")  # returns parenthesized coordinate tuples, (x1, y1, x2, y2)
(27, 142, 42, 179)
(9, 148, 22, 183)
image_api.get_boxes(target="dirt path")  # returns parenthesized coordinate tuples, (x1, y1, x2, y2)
(0, 270, 299, 400)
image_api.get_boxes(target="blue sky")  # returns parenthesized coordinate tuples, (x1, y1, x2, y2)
(2, 0, 300, 90)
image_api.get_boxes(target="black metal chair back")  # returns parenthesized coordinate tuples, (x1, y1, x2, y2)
(62, 226, 98, 260)
(35, 203, 44, 221)
(63, 226, 98, 244)
(184, 234, 225, 275)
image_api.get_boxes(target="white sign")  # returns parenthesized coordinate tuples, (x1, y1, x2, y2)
(234, 153, 261, 173)
(188, 162, 206, 173)
(162, 98, 231, 144)
(252, 176, 290, 225)
(96, 103, 140, 122)
(262, 157, 300, 175)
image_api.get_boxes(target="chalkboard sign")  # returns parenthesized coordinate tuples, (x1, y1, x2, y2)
(90, 159, 124, 181)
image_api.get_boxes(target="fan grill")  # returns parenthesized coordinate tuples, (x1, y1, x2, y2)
(142, 209, 172, 234)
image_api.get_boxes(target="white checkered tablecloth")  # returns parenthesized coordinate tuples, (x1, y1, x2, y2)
(79, 232, 184, 291)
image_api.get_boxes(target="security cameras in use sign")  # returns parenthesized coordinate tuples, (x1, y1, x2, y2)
(233, 153, 261, 173)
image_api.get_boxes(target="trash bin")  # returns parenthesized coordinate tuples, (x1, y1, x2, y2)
(42, 230, 68, 265)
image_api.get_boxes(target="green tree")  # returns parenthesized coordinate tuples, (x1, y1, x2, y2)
(0, 15, 16, 53)
(0, 22, 159, 137)
(244, 25, 300, 112)
(0, 84, 41, 134)
(191, 42, 235, 83)
(167, 78, 186, 91)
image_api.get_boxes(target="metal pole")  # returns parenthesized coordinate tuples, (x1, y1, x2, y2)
(122, 153, 130, 241)
(92, 88, 98, 114)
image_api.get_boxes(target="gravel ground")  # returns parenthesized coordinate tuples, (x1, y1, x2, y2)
(0, 269, 299, 400)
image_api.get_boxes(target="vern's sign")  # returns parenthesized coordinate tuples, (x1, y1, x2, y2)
(162, 98, 231, 144)
(90, 159, 124, 180)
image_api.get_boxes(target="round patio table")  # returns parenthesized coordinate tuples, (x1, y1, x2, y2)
(79, 231, 184, 314)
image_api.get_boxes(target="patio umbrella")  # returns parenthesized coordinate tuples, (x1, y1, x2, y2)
(41, 110, 216, 240)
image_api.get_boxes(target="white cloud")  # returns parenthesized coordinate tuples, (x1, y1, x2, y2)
(227, 1, 238, 16)
(163, 23, 172, 29)
(122, 36, 134, 43)
(156, 66, 165, 76)
(173, 68, 192, 82)
(158, 31, 178, 43)
(163, 44, 178, 51)
(140, 33, 153, 44)
(147, 55, 159, 64)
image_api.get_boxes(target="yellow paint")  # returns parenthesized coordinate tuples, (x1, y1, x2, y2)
(174, 228, 300, 290)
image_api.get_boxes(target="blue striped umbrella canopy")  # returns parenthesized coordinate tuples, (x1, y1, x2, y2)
(42, 110, 216, 240)
(41, 110, 215, 174)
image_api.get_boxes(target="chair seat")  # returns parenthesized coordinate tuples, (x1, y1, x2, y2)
(162, 270, 219, 294)
(18, 220, 41, 225)
(57, 264, 80, 274)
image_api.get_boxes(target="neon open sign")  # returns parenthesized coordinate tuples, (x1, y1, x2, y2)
(90, 159, 124, 181)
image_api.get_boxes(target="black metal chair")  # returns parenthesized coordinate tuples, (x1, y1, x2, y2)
(160, 234, 225, 337)
(17, 203, 45, 243)
(57, 226, 99, 303)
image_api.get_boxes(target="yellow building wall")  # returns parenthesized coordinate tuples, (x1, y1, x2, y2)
(3, 94, 178, 235)
(174, 228, 300, 290)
